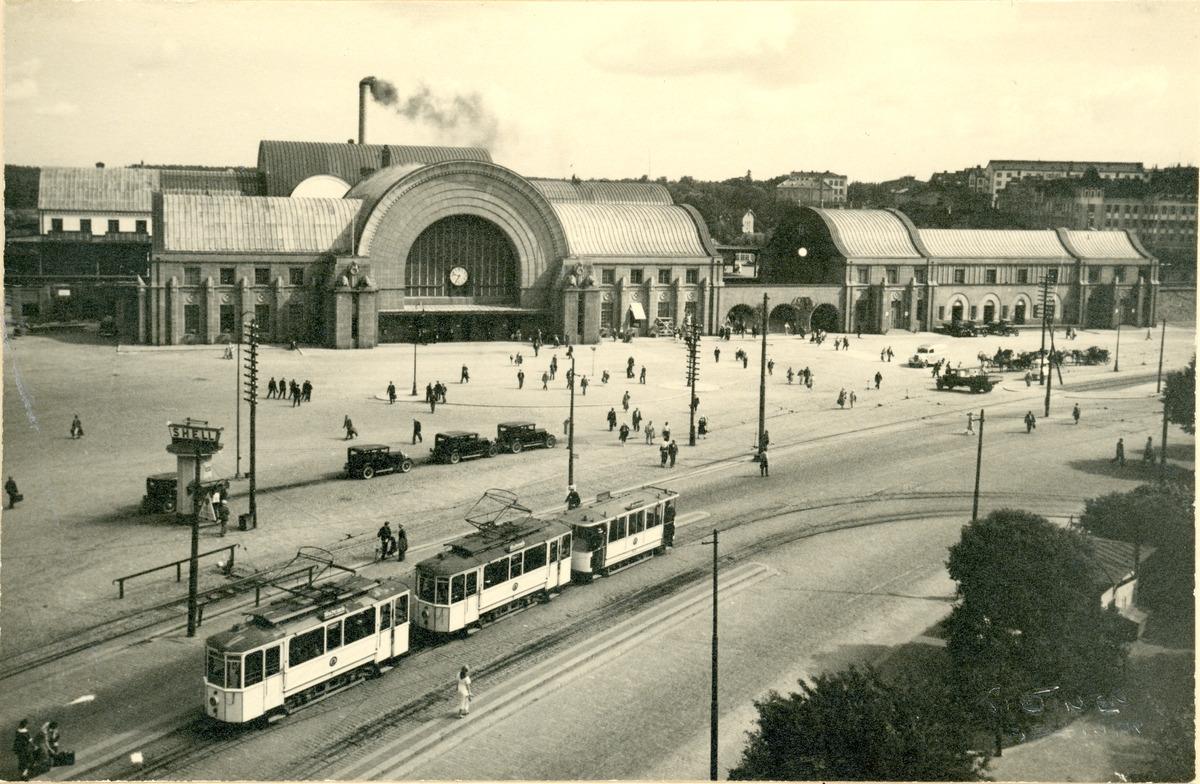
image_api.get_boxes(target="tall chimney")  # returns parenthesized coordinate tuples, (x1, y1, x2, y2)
(359, 77, 375, 145)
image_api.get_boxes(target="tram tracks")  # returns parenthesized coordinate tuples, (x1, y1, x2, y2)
(68, 487, 1074, 781)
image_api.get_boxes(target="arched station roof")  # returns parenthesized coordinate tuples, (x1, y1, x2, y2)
(1059, 229, 1149, 260)
(155, 194, 359, 254)
(549, 203, 711, 257)
(810, 208, 921, 258)
(529, 179, 673, 205)
(916, 229, 1071, 259)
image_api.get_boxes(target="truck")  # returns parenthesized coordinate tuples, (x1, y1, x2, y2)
(936, 367, 998, 393)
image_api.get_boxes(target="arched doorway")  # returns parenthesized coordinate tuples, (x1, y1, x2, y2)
(769, 304, 801, 334)
(811, 303, 839, 333)
(1085, 288, 1113, 329)
(980, 295, 999, 324)
(726, 304, 759, 335)
(1013, 297, 1029, 325)
(947, 296, 968, 323)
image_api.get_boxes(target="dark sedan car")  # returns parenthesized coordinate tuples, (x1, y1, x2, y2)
(345, 444, 414, 479)
(495, 422, 557, 453)
(430, 431, 499, 464)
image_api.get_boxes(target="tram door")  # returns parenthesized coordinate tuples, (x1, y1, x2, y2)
(261, 645, 283, 712)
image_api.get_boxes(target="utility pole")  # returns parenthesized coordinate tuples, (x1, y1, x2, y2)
(243, 322, 259, 529)
(568, 354, 576, 487)
(1113, 313, 1122, 373)
(411, 312, 421, 396)
(972, 409, 985, 523)
(186, 441, 202, 637)
(757, 293, 768, 455)
(686, 321, 700, 446)
(1038, 277, 1052, 384)
(234, 335, 242, 479)
(1044, 319, 1054, 418)
(702, 528, 719, 781)
(1156, 320, 1167, 392)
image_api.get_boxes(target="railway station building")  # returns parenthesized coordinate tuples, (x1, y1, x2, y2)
(7, 142, 1158, 347)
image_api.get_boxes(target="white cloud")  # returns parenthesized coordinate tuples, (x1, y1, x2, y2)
(34, 101, 79, 116)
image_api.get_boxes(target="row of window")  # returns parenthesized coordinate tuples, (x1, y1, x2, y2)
(49, 218, 147, 234)
(855, 267, 1064, 286)
(416, 533, 572, 606)
(599, 268, 701, 286)
(936, 301, 1052, 323)
(184, 267, 306, 286)
(598, 300, 699, 329)
(204, 596, 408, 690)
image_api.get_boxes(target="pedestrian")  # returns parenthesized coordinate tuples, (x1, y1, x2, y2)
(619, 423, 630, 445)
(837, 389, 846, 409)
(881, 349, 886, 362)
(550, 356, 558, 380)
(343, 415, 357, 440)
(377, 522, 395, 559)
(565, 485, 582, 510)
(541, 372, 549, 390)
(645, 422, 656, 444)
(580, 376, 588, 395)
(759, 451, 769, 477)
(388, 382, 397, 405)
(1143, 436, 1155, 462)
(436, 382, 446, 404)
(874, 371, 883, 390)
(742, 354, 748, 369)
(805, 374, 813, 390)
(517, 370, 525, 389)
(698, 416, 708, 437)
(429, 393, 437, 414)
(303, 380, 313, 402)
(660, 443, 669, 467)
(70, 414, 84, 439)
(1113, 437, 1125, 465)
(1024, 372, 1032, 387)
(457, 665, 474, 718)
(516, 352, 523, 366)
(1024, 411, 1037, 434)
(787, 368, 794, 384)
(668, 439, 678, 467)
(632, 408, 642, 431)
(622, 391, 631, 412)
(714, 347, 720, 362)
(601, 370, 610, 384)
(967, 412, 974, 434)
(1071, 403, 1080, 424)
(461, 364, 469, 383)
(639, 366, 646, 384)
(564, 417, 571, 435)
(6, 476, 21, 509)
(691, 395, 700, 412)
(886, 347, 893, 362)
(412, 420, 422, 444)
(849, 390, 856, 408)
(760, 430, 770, 452)
(292, 383, 302, 407)
(395, 524, 408, 561)
(13, 718, 34, 781)
(767, 359, 775, 375)
(33, 721, 59, 774)
(426, 382, 434, 405)
(607, 408, 618, 431)
(268, 377, 278, 399)
(662, 422, 671, 443)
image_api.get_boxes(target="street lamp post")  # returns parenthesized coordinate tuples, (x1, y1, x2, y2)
(1113, 309, 1122, 373)
(757, 293, 768, 455)
(568, 355, 576, 487)
(411, 318, 420, 396)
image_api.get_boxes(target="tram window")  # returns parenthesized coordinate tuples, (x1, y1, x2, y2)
(244, 650, 264, 687)
(647, 505, 660, 527)
(344, 608, 376, 644)
(451, 575, 465, 603)
(549, 540, 558, 563)
(265, 646, 281, 677)
(207, 651, 225, 686)
(525, 543, 547, 571)
(290, 628, 324, 667)
(380, 602, 392, 630)
(435, 577, 450, 605)
(609, 515, 627, 541)
(632, 510, 645, 534)
(326, 621, 343, 651)
(465, 573, 478, 597)
(417, 573, 435, 603)
(484, 559, 509, 588)
(510, 552, 524, 578)
(226, 657, 242, 690)
(395, 595, 409, 624)
(562, 533, 571, 555)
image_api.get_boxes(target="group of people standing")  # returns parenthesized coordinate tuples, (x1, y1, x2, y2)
(13, 718, 65, 780)
(266, 377, 311, 406)
(375, 521, 409, 561)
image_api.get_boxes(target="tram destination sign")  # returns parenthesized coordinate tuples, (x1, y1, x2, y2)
(169, 420, 223, 446)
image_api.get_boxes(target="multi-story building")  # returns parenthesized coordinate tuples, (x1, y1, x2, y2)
(930, 166, 988, 195)
(984, 160, 1147, 200)
(776, 171, 847, 207)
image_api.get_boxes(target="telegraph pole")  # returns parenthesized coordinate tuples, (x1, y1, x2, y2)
(1156, 320, 1167, 392)
(243, 322, 259, 529)
(1044, 319, 1054, 418)
(971, 410, 985, 523)
(186, 440, 202, 637)
(234, 336, 242, 478)
(1038, 277, 1052, 383)
(757, 294, 768, 455)
(568, 354, 576, 487)
(702, 528, 719, 781)
(686, 321, 700, 446)
(1113, 315, 1122, 373)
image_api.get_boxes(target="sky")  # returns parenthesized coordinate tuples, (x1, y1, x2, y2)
(4, 1, 1199, 184)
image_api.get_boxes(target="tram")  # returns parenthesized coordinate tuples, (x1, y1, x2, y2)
(204, 575, 411, 724)
(561, 486, 678, 581)
(413, 491, 572, 635)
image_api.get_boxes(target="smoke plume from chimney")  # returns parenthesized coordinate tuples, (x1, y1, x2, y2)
(369, 79, 499, 149)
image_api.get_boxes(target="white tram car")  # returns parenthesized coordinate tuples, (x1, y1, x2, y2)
(204, 575, 410, 724)
(413, 517, 573, 635)
(561, 486, 677, 581)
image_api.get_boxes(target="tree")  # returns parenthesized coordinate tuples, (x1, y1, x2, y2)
(729, 665, 985, 781)
(945, 509, 1127, 712)
(1163, 356, 1195, 435)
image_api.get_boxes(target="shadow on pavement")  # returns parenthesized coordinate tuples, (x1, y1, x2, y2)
(1066, 458, 1193, 483)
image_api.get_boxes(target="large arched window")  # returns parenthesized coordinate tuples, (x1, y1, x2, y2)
(405, 215, 519, 302)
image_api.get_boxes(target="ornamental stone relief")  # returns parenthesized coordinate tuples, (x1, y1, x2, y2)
(602, 292, 613, 303)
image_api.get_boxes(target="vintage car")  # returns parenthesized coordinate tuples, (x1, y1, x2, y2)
(935, 321, 985, 338)
(344, 444, 414, 479)
(936, 367, 999, 393)
(494, 422, 557, 453)
(907, 344, 944, 368)
(984, 320, 1020, 336)
(141, 473, 230, 516)
(430, 431, 499, 464)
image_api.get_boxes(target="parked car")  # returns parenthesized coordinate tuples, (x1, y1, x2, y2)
(936, 367, 998, 393)
(430, 431, 498, 464)
(936, 321, 984, 338)
(140, 473, 229, 515)
(345, 444, 414, 479)
(984, 320, 1020, 336)
(495, 422, 557, 453)
(907, 344, 944, 368)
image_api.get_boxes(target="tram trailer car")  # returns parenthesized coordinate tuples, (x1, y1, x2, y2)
(414, 518, 573, 635)
(204, 575, 411, 724)
(561, 486, 677, 582)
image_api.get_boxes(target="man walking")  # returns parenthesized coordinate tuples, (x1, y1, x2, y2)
(394, 524, 408, 562)
(619, 423, 630, 446)
(607, 408, 618, 431)
(412, 420, 422, 444)
(7, 476, 22, 510)
(461, 364, 470, 383)
(517, 369, 525, 389)
(1113, 437, 1125, 465)
(668, 439, 678, 467)
(1143, 436, 1155, 462)
(622, 391, 631, 412)
(632, 408, 642, 431)
(874, 371, 883, 390)
(759, 451, 769, 477)
(388, 382, 397, 405)
(1024, 411, 1037, 434)
(1072, 403, 1080, 424)
(377, 522, 395, 559)
(343, 415, 358, 440)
